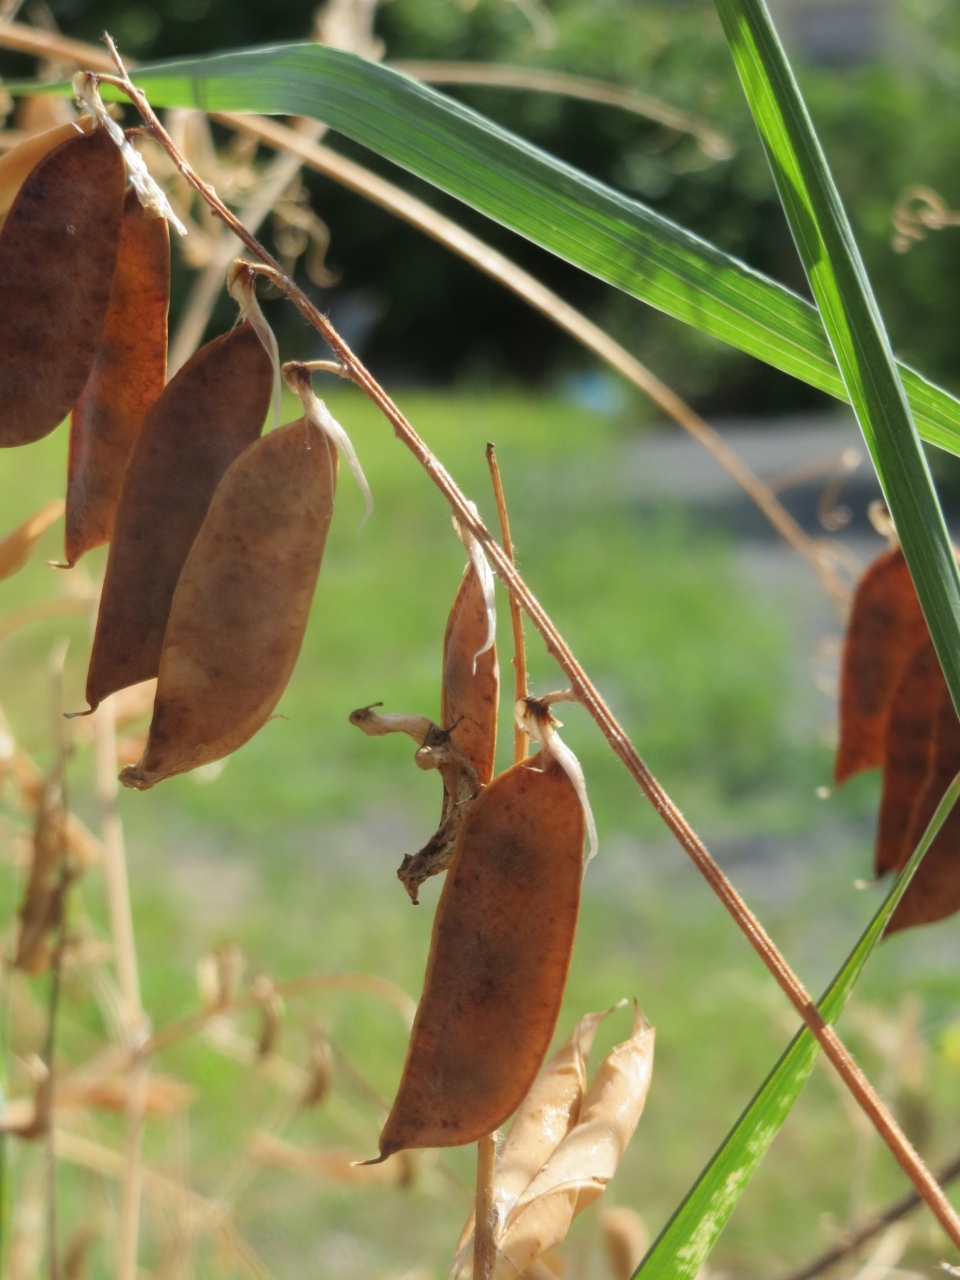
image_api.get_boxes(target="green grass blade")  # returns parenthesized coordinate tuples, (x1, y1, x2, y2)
(714, 0, 960, 721)
(635, 774, 960, 1280)
(11, 48, 960, 452)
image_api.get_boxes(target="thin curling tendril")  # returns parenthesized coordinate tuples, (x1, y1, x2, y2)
(453, 505, 496, 671)
(72, 72, 186, 235)
(227, 260, 282, 431)
(518, 693, 598, 866)
(283, 361, 374, 528)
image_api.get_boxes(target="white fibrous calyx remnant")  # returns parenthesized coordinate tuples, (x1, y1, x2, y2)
(72, 72, 187, 235)
(517, 693, 598, 866)
(283, 361, 374, 527)
(452, 504, 496, 670)
(228, 261, 283, 430)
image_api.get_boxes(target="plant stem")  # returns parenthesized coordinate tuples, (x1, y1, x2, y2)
(95, 51, 960, 1247)
(474, 1132, 497, 1280)
(486, 443, 528, 763)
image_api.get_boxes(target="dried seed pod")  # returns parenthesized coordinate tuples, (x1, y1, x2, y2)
(0, 120, 88, 223)
(0, 127, 125, 447)
(875, 639, 945, 876)
(86, 322, 273, 710)
(835, 549, 928, 786)
(376, 751, 585, 1158)
(0, 501, 64, 583)
(65, 188, 170, 565)
(492, 1004, 654, 1280)
(601, 1207, 650, 1280)
(887, 684, 960, 934)
(119, 416, 337, 788)
(441, 562, 499, 784)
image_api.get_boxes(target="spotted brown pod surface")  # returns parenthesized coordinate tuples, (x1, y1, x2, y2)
(86, 323, 272, 710)
(119, 416, 337, 789)
(376, 752, 584, 1158)
(887, 683, 960, 934)
(0, 120, 90, 225)
(875, 639, 945, 877)
(0, 127, 125, 447)
(441, 562, 498, 784)
(66, 187, 170, 566)
(835, 549, 929, 786)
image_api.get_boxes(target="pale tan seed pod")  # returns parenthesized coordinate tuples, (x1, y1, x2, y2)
(601, 1206, 650, 1280)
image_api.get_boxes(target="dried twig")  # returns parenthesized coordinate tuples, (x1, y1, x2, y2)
(91, 48, 960, 1246)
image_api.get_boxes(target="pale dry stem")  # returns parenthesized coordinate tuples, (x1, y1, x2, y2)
(93, 48, 960, 1247)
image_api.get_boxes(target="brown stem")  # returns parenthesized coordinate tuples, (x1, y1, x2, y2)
(474, 1131, 497, 1280)
(782, 1150, 960, 1280)
(95, 52, 960, 1248)
(486, 443, 528, 765)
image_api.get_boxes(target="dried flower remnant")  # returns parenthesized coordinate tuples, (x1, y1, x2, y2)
(835, 548, 929, 786)
(453, 1006, 617, 1269)
(120, 404, 338, 788)
(66, 187, 170, 565)
(489, 1004, 654, 1280)
(875, 639, 945, 877)
(85, 311, 273, 711)
(0, 126, 125, 447)
(886, 684, 960, 934)
(375, 740, 586, 1159)
(0, 500, 63, 582)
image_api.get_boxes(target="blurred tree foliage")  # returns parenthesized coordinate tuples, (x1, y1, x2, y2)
(4, 0, 960, 416)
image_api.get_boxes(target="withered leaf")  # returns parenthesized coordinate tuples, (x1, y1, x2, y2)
(442, 562, 499, 785)
(377, 753, 584, 1159)
(0, 500, 64, 583)
(887, 683, 960, 934)
(0, 127, 125, 447)
(66, 187, 170, 566)
(876, 639, 945, 877)
(835, 549, 929, 786)
(86, 322, 272, 710)
(120, 416, 337, 789)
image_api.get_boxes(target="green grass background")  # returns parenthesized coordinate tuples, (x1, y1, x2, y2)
(3, 390, 960, 1279)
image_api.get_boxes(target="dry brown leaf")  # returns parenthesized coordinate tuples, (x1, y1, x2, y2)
(66, 187, 170, 565)
(488, 1004, 653, 1279)
(0, 127, 125, 447)
(0, 499, 63, 582)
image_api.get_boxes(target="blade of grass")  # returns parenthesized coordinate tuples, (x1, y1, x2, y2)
(713, 0, 960, 719)
(4, 26, 960, 454)
(635, 773, 960, 1280)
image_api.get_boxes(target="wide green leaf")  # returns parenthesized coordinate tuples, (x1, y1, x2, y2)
(635, 774, 960, 1280)
(12, 44, 960, 452)
(715, 0, 960, 749)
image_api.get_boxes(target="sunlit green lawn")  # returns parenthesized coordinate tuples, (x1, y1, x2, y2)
(3, 390, 960, 1279)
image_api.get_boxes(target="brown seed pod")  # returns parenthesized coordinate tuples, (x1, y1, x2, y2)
(376, 752, 584, 1158)
(86, 322, 273, 711)
(441, 562, 499, 784)
(835, 549, 929, 786)
(0, 120, 90, 223)
(0, 127, 125, 447)
(887, 684, 960, 934)
(119, 417, 337, 789)
(875, 639, 945, 877)
(65, 187, 170, 566)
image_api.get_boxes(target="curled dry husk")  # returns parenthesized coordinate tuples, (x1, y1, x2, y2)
(0, 501, 64, 582)
(0, 126, 125, 447)
(875, 638, 944, 877)
(86, 321, 273, 710)
(450, 1004, 654, 1280)
(120, 416, 338, 789)
(66, 187, 170, 565)
(887, 682, 960, 934)
(375, 748, 585, 1159)
(835, 548, 928, 786)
